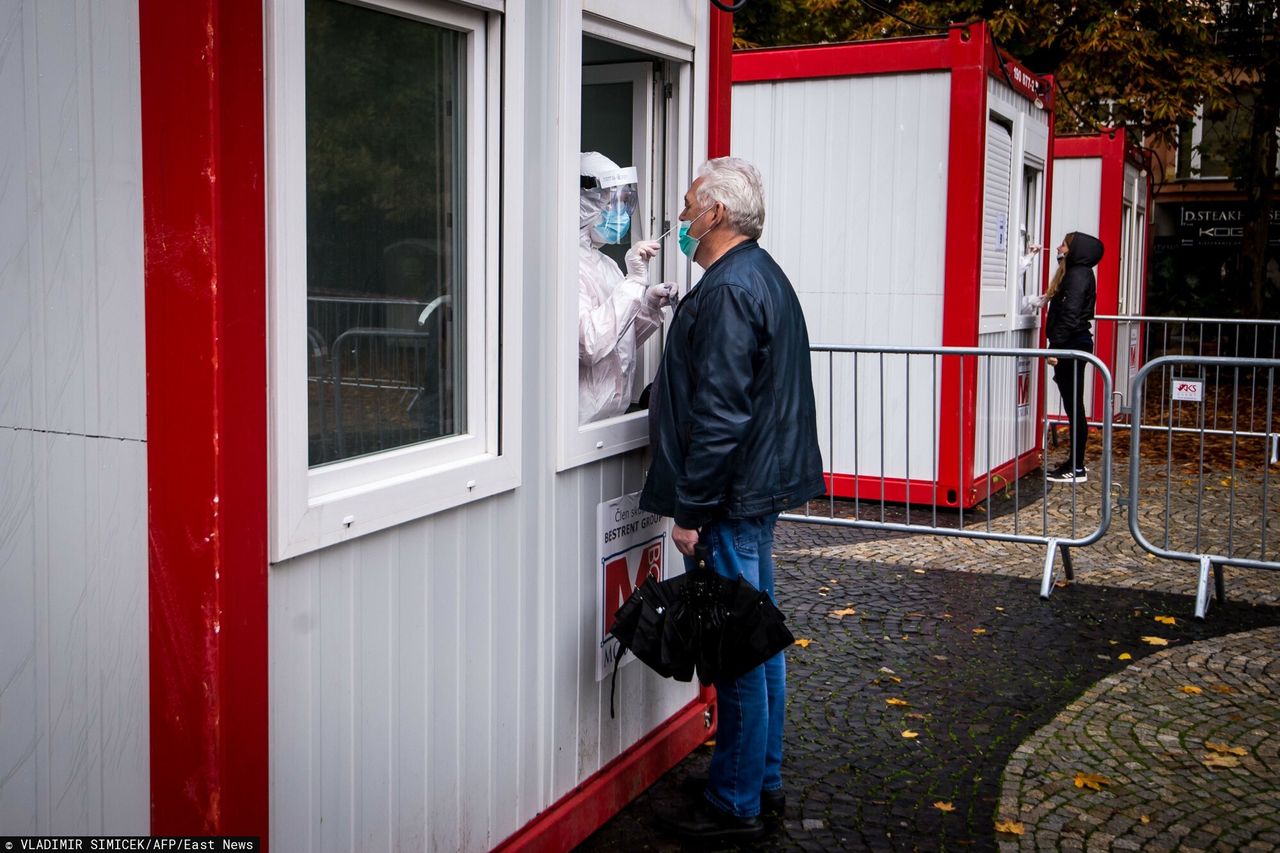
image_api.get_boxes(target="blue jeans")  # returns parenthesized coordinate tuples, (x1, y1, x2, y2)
(684, 514, 785, 818)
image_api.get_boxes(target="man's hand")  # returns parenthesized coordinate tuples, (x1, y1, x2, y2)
(672, 524, 700, 556)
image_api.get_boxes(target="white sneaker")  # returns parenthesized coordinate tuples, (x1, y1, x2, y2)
(1045, 464, 1088, 484)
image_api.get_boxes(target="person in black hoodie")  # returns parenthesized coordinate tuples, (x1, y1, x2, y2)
(1043, 232, 1104, 483)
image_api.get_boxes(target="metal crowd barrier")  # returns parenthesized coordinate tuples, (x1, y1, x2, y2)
(1127, 354, 1280, 619)
(782, 345, 1113, 600)
(1094, 315, 1280, 461)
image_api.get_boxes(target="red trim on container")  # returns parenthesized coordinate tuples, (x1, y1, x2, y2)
(824, 474, 962, 507)
(708, 4, 733, 158)
(935, 34, 988, 511)
(733, 31, 953, 83)
(493, 697, 714, 852)
(139, 0, 269, 839)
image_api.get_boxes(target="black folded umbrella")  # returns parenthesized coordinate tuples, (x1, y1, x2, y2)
(606, 544, 794, 717)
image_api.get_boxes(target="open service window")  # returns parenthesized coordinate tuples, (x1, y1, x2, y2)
(557, 21, 694, 469)
(268, 0, 520, 560)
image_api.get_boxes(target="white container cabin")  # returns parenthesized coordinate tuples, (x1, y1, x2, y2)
(0, 0, 734, 848)
(731, 24, 1056, 508)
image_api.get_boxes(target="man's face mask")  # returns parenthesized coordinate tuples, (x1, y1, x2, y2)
(678, 207, 714, 260)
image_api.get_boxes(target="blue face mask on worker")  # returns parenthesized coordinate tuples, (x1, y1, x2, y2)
(678, 207, 714, 259)
(594, 208, 632, 244)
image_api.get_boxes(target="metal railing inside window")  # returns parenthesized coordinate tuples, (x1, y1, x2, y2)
(304, 0, 466, 467)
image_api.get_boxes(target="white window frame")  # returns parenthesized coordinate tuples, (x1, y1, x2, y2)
(267, 0, 521, 561)
(555, 13, 696, 470)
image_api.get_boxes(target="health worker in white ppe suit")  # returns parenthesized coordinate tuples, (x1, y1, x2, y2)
(578, 151, 677, 424)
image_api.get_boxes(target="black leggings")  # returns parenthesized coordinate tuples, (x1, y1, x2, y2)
(1052, 337, 1093, 470)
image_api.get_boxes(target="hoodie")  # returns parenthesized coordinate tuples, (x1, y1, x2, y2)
(1045, 231, 1104, 347)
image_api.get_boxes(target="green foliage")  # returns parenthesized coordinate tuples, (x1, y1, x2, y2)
(733, 0, 1234, 142)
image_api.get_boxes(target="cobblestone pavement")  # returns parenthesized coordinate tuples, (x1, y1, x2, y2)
(576, 519, 1280, 852)
(998, 627, 1280, 853)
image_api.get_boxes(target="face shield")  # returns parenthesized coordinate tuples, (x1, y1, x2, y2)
(581, 166, 639, 244)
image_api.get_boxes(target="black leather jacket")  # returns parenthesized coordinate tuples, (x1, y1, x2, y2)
(1045, 232, 1103, 347)
(639, 240, 826, 529)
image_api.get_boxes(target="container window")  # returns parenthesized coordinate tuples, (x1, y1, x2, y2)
(269, 0, 518, 560)
(559, 28, 691, 468)
(305, 0, 466, 466)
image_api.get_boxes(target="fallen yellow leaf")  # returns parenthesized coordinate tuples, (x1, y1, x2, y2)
(1180, 685, 1203, 695)
(1073, 772, 1113, 791)
(933, 801, 955, 812)
(1118, 653, 1133, 660)
(901, 730, 919, 739)
(913, 569, 927, 574)
(1205, 742, 1247, 756)
(1140, 815, 1151, 825)
(972, 628, 987, 635)
(830, 607, 858, 619)
(994, 820, 1025, 835)
(1109, 640, 1119, 645)
(793, 638, 813, 649)
(1210, 684, 1235, 694)
(889, 675, 903, 683)
(886, 698, 910, 707)
(878, 666, 896, 674)
(1202, 753, 1240, 769)
(906, 712, 927, 720)
(1140, 636, 1170, 646)
(818, 586, 831, 593)
(995, 606, 1005, 612)
(1154, 615, 1177, 625)
(1054, 579, 1069, 588)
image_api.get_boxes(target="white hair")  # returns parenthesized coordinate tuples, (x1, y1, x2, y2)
(694, 157, 765, 240)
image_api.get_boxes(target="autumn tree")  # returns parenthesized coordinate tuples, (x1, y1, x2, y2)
(734, 0, 1278, 316)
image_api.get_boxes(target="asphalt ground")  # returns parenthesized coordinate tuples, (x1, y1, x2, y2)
(575, 521, 1280, 852)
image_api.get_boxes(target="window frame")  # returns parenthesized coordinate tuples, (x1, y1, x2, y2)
(556, 14, 695, 471)
(267, 0, 521, 561)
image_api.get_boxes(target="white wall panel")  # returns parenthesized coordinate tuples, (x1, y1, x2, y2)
(0, 0, 145, 441)
(973, 329, 1039, 477)
(733, 72, 950, 484)
(269, 470, 697, 853)
(1049, 158, 1102, 245)
(0, 430, 149, 835)
(0, 0, 148, 836)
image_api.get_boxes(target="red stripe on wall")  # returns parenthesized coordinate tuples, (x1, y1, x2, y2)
(733, 33, 953, 83)
(935, 28, 988, 508)
(708, 5, 733, 158)
(139, 0, 269, 839)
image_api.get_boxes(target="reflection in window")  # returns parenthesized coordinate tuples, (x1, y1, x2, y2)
(305, 0, 465, 466)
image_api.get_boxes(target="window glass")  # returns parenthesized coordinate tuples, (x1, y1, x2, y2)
(305, 0, 465, 466)
(1020, 166, 1042, 302)
(576, 39, 669, 428)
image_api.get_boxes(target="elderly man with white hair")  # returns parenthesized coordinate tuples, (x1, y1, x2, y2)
(640, 157, 824, 842)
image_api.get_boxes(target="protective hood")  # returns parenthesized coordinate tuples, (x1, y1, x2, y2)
(1065, 232, 1104, 268)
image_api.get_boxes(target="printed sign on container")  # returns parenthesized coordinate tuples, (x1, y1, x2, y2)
(596, 492, 674, 682)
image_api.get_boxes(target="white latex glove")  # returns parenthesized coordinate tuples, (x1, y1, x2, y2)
(645, 282, 677, 310)
(624, 240, 661, 279)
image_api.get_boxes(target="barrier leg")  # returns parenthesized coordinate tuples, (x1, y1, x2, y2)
(1194, 555, 1213, 621)
(1061, 545, 1075, 582)
(1040, 538, 1059, 600)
